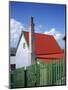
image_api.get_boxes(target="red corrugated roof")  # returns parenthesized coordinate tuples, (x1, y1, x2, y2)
(24, 31, 63, 54)
(24, 31, 64, 61)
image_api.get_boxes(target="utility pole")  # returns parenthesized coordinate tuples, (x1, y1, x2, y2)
(29, 16, 35, 64)
(24, 16, 35, 87)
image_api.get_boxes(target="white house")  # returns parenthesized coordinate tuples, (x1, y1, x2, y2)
(10, 17, 35, 69)
(10, 17, 64, 70)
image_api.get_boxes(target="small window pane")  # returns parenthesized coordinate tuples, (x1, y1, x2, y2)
(23, 43, 26, 49)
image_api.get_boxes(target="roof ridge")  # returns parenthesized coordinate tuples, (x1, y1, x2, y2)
(23, 30, 53, 37)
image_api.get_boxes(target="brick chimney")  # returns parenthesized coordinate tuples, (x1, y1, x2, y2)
(29, 16, 35, 64)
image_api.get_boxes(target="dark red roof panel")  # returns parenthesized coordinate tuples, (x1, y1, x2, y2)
(36, 53, 64, 60)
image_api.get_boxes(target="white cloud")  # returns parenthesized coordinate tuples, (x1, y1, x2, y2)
(44, 28, 63, 40)
(10, 18, 25, 47)
(44, 28, 55, 34)
(44, 28, 64, 48)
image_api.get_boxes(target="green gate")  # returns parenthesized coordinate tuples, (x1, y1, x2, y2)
(37, 58, 65, 86)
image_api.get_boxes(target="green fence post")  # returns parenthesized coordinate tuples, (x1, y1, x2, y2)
(24, 68, 27, 88)
(35, 58, 37, 86)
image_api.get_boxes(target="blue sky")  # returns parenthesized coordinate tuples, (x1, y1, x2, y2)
(10, 1, 66, 48)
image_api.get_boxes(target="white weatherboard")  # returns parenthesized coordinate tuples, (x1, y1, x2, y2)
(15, 34, 31, 69)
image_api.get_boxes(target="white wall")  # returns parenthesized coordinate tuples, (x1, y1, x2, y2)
(15, 34, 31, 69)
(10, 56, 15, 64)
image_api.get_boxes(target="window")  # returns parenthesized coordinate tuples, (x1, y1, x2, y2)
(23, 43, 26, 49)
(10, 64, 16, 70)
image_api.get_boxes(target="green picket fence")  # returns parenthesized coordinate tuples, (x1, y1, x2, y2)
(38, 58, 65, 86)
(10, 58, 65, 88)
